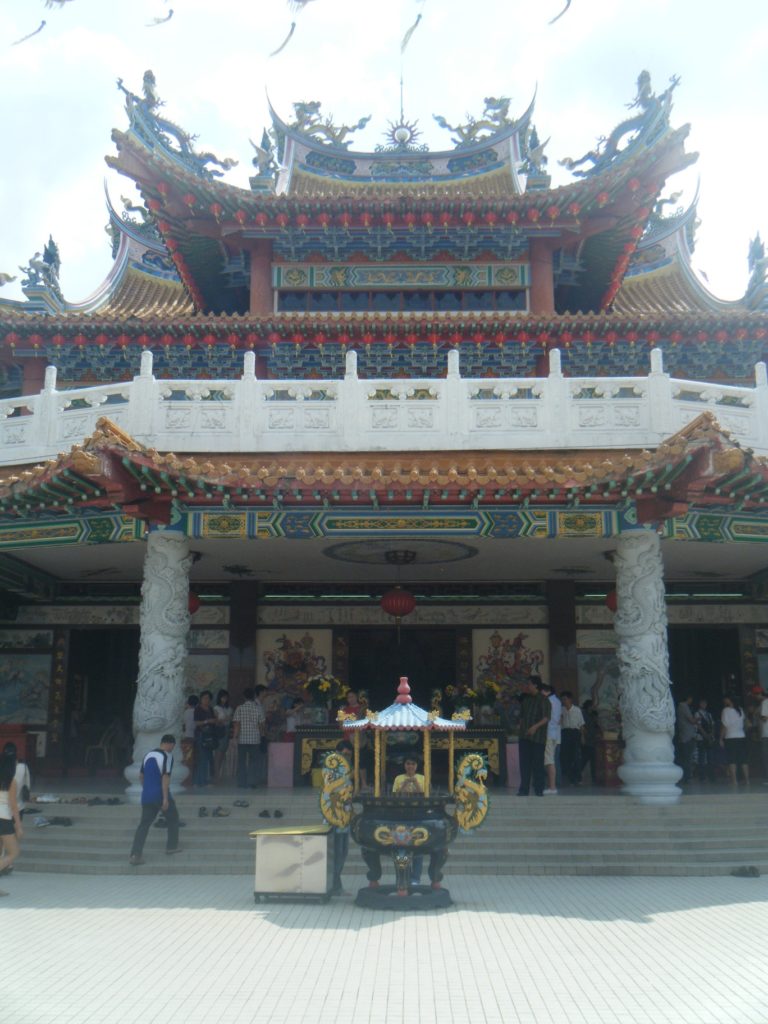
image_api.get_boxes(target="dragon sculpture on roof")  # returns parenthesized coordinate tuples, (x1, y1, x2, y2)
(433, 96, 517, 147)
(560, 71, 680, 178)
(117, 71, 238, 180)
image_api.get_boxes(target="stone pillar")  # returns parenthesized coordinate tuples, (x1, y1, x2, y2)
(613, 527, 682, 805)
(125, 527, 192, 802)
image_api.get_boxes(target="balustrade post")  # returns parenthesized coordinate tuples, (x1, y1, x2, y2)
(38, 364, 59, 447)
(542, 347, 567, 446)
(236, 350, 260, 444)
(443, 348, 466, 444)
(339, 348, 362, 450)
(614, 524, 682, 805)
(128, 349, 159, 441)
(647, 347, 673, 441)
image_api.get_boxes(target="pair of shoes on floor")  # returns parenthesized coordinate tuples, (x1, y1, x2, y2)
(257, 809, 284, 819)
(731, 865, 760, 877)
(34, 815, 50, 828)
(129, 854, 145, 866)
(233, 799, 250, 808)
(198, 807, 208, 817)
(212, 806, 230, 818)
(543, 788, 558, 795)
(166, 847, 183, 856)
(154, 818, 187, 829)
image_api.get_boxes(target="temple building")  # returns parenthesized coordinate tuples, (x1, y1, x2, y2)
(1, 70, 768, 804)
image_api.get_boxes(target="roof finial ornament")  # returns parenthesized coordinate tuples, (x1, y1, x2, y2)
(395, 677, 413, 705)
(18, 236, 62, 302)
(287, 101, 371, 149)
(433, 97, 516, 148)
(560, 71, 680, 178)
(116, 71, 237, 180)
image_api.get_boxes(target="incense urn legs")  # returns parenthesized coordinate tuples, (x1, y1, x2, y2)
(614, 527, 682, 805)
(125, 527, 191, 801)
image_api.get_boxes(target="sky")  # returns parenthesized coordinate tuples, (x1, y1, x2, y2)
(1, 0, 767, 305)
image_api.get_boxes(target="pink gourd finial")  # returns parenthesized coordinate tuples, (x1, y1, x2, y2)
(395, 676, 412, 704)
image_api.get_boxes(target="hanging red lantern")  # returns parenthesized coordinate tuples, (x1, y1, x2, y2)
(188, 591, 201, 615)
(380, 586, 416, 621)
(605, 589, 618, 613)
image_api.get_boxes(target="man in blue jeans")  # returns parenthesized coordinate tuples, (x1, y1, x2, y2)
(129, 735, 182, 865)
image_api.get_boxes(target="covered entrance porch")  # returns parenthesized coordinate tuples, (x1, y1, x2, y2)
(2, 414, 768, 803)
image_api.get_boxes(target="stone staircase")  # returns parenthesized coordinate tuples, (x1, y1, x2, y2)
(15, 788, 768, 877)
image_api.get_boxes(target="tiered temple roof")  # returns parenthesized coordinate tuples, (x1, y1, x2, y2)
(1, 71, 766, 386)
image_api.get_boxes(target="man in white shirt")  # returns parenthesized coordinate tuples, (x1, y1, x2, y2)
(559, 692, 585, 786)
(538, 681, 561, 795)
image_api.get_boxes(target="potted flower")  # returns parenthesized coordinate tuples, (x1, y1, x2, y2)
(304, 673, 348, 707)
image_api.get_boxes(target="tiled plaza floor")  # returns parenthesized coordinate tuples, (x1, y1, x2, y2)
(4, 871, 768, 1024)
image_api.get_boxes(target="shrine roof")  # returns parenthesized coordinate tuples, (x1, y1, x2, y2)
(1, 413, 766, 524)
(101, 72, 696, 316)
(614, 197, 745, 316)
(266, 95, 535, 197)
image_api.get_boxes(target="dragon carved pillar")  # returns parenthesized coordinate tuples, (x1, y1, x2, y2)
(614, 526, 682, 805)
(124, 527, 192, 801)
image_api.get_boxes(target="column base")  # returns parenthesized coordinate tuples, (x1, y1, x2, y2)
(618, 762, 682, 805)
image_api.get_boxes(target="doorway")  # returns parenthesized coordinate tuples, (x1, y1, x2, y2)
(348, 627, 457, 709)
(64, 628, 139, 772)
(667, 626, 741, 707)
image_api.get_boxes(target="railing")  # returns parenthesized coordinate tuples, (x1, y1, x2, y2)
(2, 348, 768, 467)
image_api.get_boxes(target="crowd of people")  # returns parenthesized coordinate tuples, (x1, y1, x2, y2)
(676, 688, 768, 786)
(182, 686, 271, 789)
(515, 676, 602, 796)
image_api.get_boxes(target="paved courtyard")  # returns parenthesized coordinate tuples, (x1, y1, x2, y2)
(4, 871, 768, 1024)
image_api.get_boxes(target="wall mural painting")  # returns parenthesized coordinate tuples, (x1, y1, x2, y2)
(257, 629, 335, 733)
(0, 653, 52, 724)
(472, 628, 548, 737)
(184, 653, 229, 696)
(0, 630, 53, 650)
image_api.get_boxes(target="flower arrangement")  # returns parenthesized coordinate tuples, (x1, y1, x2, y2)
(477, 680, 502, 706)
(304, 674, 349, 705)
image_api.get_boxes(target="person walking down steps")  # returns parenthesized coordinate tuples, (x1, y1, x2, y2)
(129, 735, 182, 865)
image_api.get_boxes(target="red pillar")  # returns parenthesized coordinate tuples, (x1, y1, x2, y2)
(248, 240, 274, 316)
(21, 358, 47, 395)
(528, 238, 555, 315)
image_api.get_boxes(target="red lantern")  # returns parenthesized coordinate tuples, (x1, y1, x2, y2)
(380, 586, 416, 621)
(605, 589, 618, 613)
(188, 591, 201, 615)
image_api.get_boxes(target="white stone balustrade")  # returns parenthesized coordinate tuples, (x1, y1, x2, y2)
(2, 347, 768, 466)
